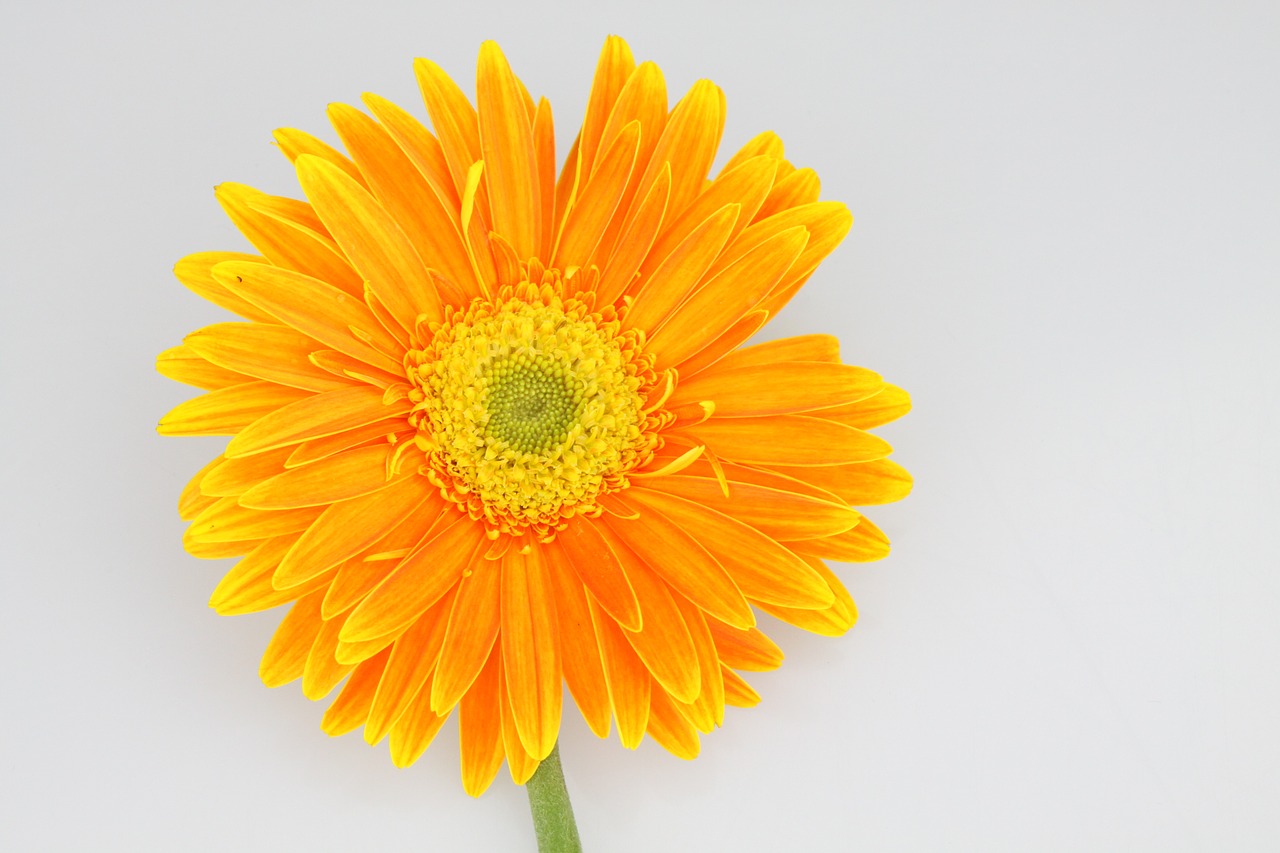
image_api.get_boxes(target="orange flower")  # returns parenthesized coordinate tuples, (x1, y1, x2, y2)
(157, 36, 911, 796)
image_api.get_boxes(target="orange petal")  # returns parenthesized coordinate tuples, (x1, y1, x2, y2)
(213, 261, 403, 373)
(183, 322, 346, 393)
(187, 498, 321, 544)
(320, 647, 391, 736)
(754, 167, 821, 221)
(636, 79, 725, 220)
(239, 444, 400, 509)
(756, 556, 858, 636)
(286, 420, 406, 469)
(610, 547, 700, 704)
(594, 162, 670, 306)
(670, 361, 882, 418)
(459, 648, 505, 797)
(673, 310, 769, 378)
(706, 621, 785, 672)
(214, 183, 362, 297)
(361, 92, 460, 211)
(210, 536, 335, 617)
(589, 598, 651, 749)
(646, 682, 701, 759)
(273, 127, 367, 189)
(577, 36, 637, 178)
(259, 590, 325, 687)
(173, 251, 275, 322)
(501, 547, 562, 760)
(387, 672, 450, 768)
(543, 542, 613, 739)
(683, 414, 892, 467)
(719, 130, 784, 176)
(721, 666, 762, 708)
(157, 381, 310, 437)
(790, 517, 892, 563)
(342, 513, 485, 644)
(178, 455, 222, 520)
(716, 333, 841, 369)
(622, 203, 738, 334)
(767, 458, 913, 507)
(415, 57, 487, 220)
(817, 383, 913, 430)
(364, 587, 456, 744)
(294, 155, 442, 332)
(647, 226, 807, 368)
(554, 516, 641, 632)
(669, 592, 725, 731)
(156, 345, 247, 391)
(626, 488, 832, 609)
(225, 385, 408, 458)
(635, 475, 858, 541)
(430, 546, 502, 714)
(274, 476, 438, 588)
(477, 42, 541, 260)
(553, 120, 640, 270)
(602, 499, 754, 630)
(327, 102, 476, 299)
(532, 98, 558, 260)
(302, 612, 354, 699)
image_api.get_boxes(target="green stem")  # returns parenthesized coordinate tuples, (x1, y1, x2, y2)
(525, 742, 583, 853)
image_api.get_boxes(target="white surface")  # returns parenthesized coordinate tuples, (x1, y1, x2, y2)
(3, 1, 1278, 850)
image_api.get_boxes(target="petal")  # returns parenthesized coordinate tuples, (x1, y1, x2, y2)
(157, 381, 310, 437)
(636, 79, 725, 219)
(754, 167, 821, 222)
(602, 499, 753, 630)
(817, 383, 913, 430)
(790, 517, 892, 563)
(415, 57, 487, 217)
(272, 127, 367, 188)
(683, 414, 892, 467)
(634, 475, 859, 541)
(213, 261, 403, 373)
(577, 36, 637, 178)
(589, 598, 651, 749)
(302, 612, 354, 699)
(239, 444, 401, 509)
(259, 590, 325, 688)
(294, 155, 442, 332)
(459, 648, 505, 797)
(173, 251, 275, 322)
(625, 488, 833, 609)
(341, 512, 485, 644)
(756, 557, 858, 636)
(430, 546, 502, 714)
(321, 648, 392, 737)
(543, 541, 613, 739)
(767, 458, 913, 507)
(187, 498, 322, 543)
(499, 663, 540, 785)
(361, 92, 460, 210)
(646, 683, 701, 759)
(594, 162, 670, 306)
(210, 536, 335, 616)
(553, 120, 640, 270)
(719, 130, 785, 176)
(612, 547, 700, 704)
(274, 476, 438, 589)
(670, 361, 882, 418)
(721, 667, 762, 707)
(647, 226, 808, 368)
(554, 516, 641, 632)
(706, 621, 785, 672)
(327, 103, 477, 299)
(714, 334, 841, 369)
(156, 345, 247, 390)
(477, 41, 541, 260)
(225, 385, 409, 458)
(622, 203, 738, 333)
(364, 587, 456, 744)
(183, 322, 347, 393)
(501, 547, 562, 760)
(669, 592, 725, 731)
(285, 421, 407, 469)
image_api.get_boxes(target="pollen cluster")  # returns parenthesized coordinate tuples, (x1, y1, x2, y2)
(407, 281, 667, 536)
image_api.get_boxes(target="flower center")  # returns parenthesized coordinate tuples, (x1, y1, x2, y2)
(407, 283, 666, 536)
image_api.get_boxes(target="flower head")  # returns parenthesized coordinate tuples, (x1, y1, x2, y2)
(158, 36, 911, 796)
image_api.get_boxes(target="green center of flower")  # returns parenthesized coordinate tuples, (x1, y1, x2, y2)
(484, 356, 584, 454)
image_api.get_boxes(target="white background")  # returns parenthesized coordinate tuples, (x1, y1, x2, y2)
(3, 1, 1278, 850)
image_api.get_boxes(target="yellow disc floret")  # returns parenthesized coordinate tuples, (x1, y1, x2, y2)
(407, 279, 667, 537)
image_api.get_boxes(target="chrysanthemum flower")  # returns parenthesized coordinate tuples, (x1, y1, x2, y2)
(158, 36, 911, 797)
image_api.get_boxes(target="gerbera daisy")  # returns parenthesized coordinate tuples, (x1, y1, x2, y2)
(157, 36, 911, 799)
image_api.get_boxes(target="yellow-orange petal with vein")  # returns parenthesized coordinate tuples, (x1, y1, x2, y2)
(627, 488, 833, 609)
(769, 458, 914, 507)
(225, 385, 408, 458)
(429, 548, 503, 713)
(187, 498, 322, 543)
(210, 537, 335, 616)
(721, 667, 762, 708)
(757, 557, 859, 637)
(647, 684, 701, 759)
(477, 41, 541, 261)
(637, 475, 859, 541)
(555, 516, 641, 632)
(552, 120, 639, 270)
(179, 455, 223, 521)
(670, 592, 726, 731)
(156, 345, 247, 391)
(158, 381, 310, 437)
(273, 476, 438, 589)
(707, 621, 785, 672)
(173, 251, 275, 322)
(818, 383, 913, 430)
(321, 648, 391, 737)
(791, 517, 892, 563)
(685, 414, 891, 467)
(590, 598, 651, 749)
(238, 445, 400, 509)
(717, 333, 841, 369)
(342, 513, 485, 644)
(459, 649, 505, 797)
(184, 323, 347, 393)
(365, 587, 456, 744)
(259, 590, 325, 688)
(388, 676, 450, 768)
(544, 542, 613, 739)
(611, 545, 700, 704)
(501, 548, 562, 760)
(273, 127, 367, 189)
(670, 361, 882, 418)
(302, 613, 354, 700)
(719, 129, 785, 175)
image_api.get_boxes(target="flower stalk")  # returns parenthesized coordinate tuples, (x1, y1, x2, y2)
(525, 742, 583, 853)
